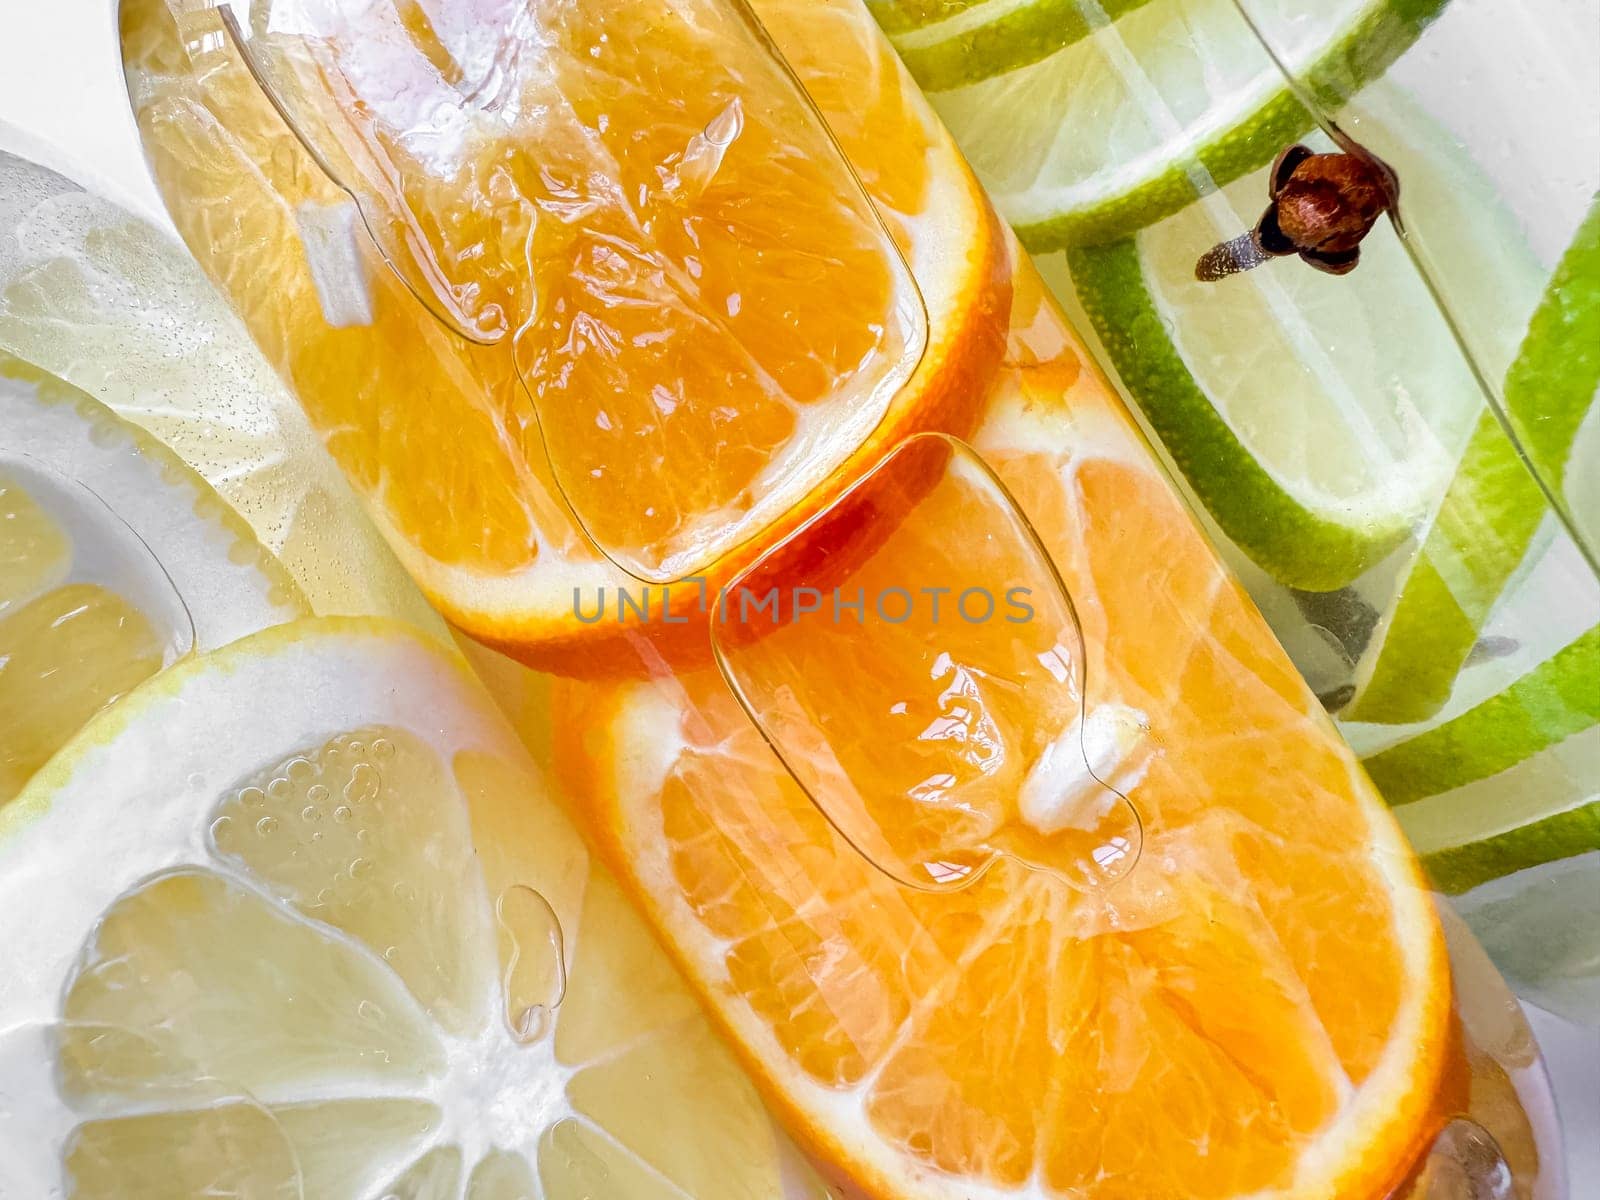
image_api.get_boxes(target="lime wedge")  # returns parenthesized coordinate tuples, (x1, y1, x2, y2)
(1502, 195, 1600, 540)
(876, 0, 1156, 91)
(1365, 625, 1599, 810)
(927, 0, 1446, 250)
(1066, 153, 1482, 591)
(1345, 197, 1600, 722)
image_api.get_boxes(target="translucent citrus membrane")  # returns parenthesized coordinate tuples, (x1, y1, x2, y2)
(0, 456, 191, 804)
(211, 0, 928, 583)
(0, 1020, 305, 1199)
(713, 432, 1142, 893)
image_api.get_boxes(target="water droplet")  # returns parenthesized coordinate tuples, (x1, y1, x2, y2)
(349, 857, 373, 879)
(495, 885, 566, 1046)
(266, 777, 291, 801)
(382, 945, 398, 961)
(315, 887, 333, 905)
(238, 787, 266, 809)
(357, 999, 384, 1022)
(285, 757, 314, 782)
(333, 805, 353, 823)
(371, 738, 394, 761)
(300, 805, 320, 823)
(255, 816, 279, 836)
(209, 815, 233, 841)
(306, 783, 329, 805)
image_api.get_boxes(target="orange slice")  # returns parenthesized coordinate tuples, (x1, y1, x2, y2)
(551, 258, 1454, 1198)
(119, 0, 1008, 671)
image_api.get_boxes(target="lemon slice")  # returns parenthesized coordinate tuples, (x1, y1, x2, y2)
(0, 358, 306, 640)
(0, 617, 803, 1198)
(0, 142, 440, 631)
(1, 357, 306, 804)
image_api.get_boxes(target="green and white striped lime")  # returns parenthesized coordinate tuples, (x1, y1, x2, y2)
(1066, 147, 1485, 591)
(872, 0, 1156, 91)
(926, 0, 1446, 250)
(1345, 197, 1600, 722)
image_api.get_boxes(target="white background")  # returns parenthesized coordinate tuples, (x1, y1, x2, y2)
(0, 0, 1595, 1189)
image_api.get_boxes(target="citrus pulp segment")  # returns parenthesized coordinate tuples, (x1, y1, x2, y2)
(0, 617, 801, 1198)
(550, 259, 1452, 1199)
(0, 138, 451, 633)
(120, 0, 1007, 671)
(923, 0, 1446, 250)
(1066, 155, 1481, 592)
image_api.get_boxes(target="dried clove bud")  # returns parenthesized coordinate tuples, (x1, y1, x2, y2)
(1196, 143, 1397, 281)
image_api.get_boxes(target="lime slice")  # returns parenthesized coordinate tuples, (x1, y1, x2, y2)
(875, 0, 1156, 91)
(1501, 195, 1600, 542)
(928, 0, 1446, 250)
(1365, 624, 1599, 809)
(1345, 198, 1600, 723)
(1066, 152, 1482, 591)
(0, 142, 442, 633)
(0, 617, 801, 1198)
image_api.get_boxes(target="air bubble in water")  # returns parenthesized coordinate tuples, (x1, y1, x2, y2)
(495, 885, 567, 1046)
(255, 816, 278, 836)
(344, 762, 380, 806)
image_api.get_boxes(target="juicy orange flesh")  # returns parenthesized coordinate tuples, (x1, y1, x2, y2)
(715, 433, 1136, 891)
(123, 0, 926, 579)
(557, 264, 1425, 1195)
(0, 475, 164, 805)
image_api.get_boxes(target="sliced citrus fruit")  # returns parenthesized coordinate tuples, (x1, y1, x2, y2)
(120, 0, 1007, 668)
(550, 259, 1454, 1198)
(871, 0, 1157, 91)
(0, 616, 811, 1197)
(1363, 625, 1600, 894)
(923, 0, 1445, 250)
(1342, 198, 1600, 723)
(0, 356, 306, 804)
(229, 0, 927, 584)
(0, 139, 444, 633)
(1064, 145, 1486, 592)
